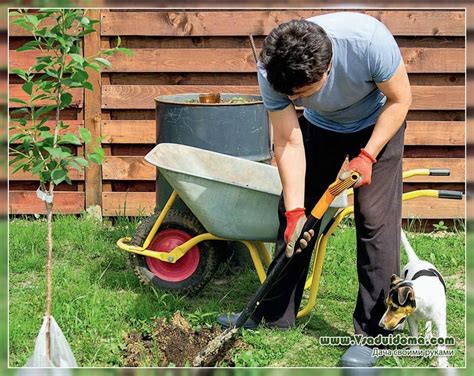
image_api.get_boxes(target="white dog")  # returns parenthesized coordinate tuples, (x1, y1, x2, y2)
(379, 230, 449, 367)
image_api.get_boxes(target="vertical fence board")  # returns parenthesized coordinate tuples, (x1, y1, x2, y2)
(83, 9, 103, 209)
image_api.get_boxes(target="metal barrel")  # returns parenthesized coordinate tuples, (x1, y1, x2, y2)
(155, 93, 272, 212)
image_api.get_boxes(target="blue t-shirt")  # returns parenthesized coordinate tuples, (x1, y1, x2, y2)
(257, 12, 402, 133)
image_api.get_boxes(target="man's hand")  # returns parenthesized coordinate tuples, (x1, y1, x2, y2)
(284, 208, 315, 257)
(342, 149, 377, 188)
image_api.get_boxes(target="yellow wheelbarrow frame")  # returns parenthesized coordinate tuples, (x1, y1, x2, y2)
(117, 168, 462, 318)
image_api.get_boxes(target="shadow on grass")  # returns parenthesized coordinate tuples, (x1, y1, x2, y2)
(302, 313, 351, 338)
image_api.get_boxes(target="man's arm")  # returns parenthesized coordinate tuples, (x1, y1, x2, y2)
(270, 104, 306, 211)
(364, 60, 412, 158)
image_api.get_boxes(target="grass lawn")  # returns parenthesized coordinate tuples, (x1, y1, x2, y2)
(9, 215, 465, 368)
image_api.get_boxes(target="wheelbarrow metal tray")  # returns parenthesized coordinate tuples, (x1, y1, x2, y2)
(145, 143, 347, 241)
(145, 143, 281, 240)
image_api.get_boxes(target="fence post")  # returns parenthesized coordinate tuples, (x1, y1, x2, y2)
(83, 9, 102, 212)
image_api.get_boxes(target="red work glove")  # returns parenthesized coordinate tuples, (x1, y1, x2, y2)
(342, 149, 377, 188)
(284, 207, 314, 257)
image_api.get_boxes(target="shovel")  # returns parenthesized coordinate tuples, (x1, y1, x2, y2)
(192, 170, 361, 366)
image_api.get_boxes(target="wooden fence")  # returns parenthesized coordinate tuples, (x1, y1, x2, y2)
(8, 9, 466, 219)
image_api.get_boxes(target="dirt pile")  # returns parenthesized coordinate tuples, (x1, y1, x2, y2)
(122, 311, 246, 367)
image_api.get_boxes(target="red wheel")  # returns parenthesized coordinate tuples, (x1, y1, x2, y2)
(129, 210, 220, 295)
(145, 229, 200, 282)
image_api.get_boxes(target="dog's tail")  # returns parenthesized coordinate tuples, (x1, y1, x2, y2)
(401, 230, 419, 262)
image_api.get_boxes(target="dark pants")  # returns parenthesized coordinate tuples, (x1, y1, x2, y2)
(251, 115, 405, 337)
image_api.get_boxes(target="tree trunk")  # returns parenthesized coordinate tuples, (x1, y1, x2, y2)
(45, 182, 54, 361)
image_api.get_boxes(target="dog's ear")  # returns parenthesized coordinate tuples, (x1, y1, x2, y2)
(398, 285, 415, 306)
(390, 274, 403, 288)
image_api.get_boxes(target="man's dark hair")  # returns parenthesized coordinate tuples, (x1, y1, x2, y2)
(260, 19, 332, 95)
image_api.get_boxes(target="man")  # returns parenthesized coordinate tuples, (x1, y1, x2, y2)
(217, 12, 412, 367)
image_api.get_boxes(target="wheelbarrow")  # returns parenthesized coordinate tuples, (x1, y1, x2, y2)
(117, 143, 463, 318)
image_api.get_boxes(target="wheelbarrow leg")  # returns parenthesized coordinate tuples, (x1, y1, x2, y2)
(255, 241, 272, 268)
(303, 235, 323, 291)
(297, 207, 354, 318)
(142, 190, 179, 249)
(240, 240, 267, 283)
(297, 232, 330, 318)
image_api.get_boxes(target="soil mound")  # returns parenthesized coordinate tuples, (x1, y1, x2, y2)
(122, 311, 246, 367)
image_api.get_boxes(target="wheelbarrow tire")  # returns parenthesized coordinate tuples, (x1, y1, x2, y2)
(129, 210, 220, 296)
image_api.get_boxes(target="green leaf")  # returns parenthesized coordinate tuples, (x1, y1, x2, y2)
(24, 14, 39, 28)
(33, 63, 48, 72)
(35, 105, 55, 118)
(11, 161, 29, 174)
(58, 134, 82, 146)
(61, 78, 73, 87)
(47, 160, 58, 171)
(79, 127, 91, 143)
(60, 92, 72, 108)
(9, 133, 27, 143)
(31, 93, 50, 102)
(36, 78, 53, 90)
(71, 70, 88, 82)
(9, 98, 28, 105)
(68, 160, 83, 172)
(9, 154, 24, 166)
(21, 81, 34, 95)
(10, 68, 27, 79)
(69, 53, 85, 65)
(88, 146, 105, 165)
(59, 146, 73, 155)
(44, 69, 58, 79)
(11, 19, 33, 31)
(44, 147, 70, 159)
(39, 171, 51, 183)
(85, 62, 100, 72)
(88, 153, 103, 165)
(83, 82, 93, 91)
(37, 117, 49, 128)
(31, 160, 46, 174)
(59, 121, 70, 130)
(10, 108, 30, 115)
(36, 56, 53, 64)
(94, 57, 112, 68)
(116, 47, 133, 57)
(16, 40, 40, 52)
(39, 131, 54, 146)
(74, 157, 89, 167)
(81, 16, 90, 25)
(35, 26, 48, 37)
(51, 169, 67, 185)
(10, 117, 27, 125)
(57, 36, 67, 49)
